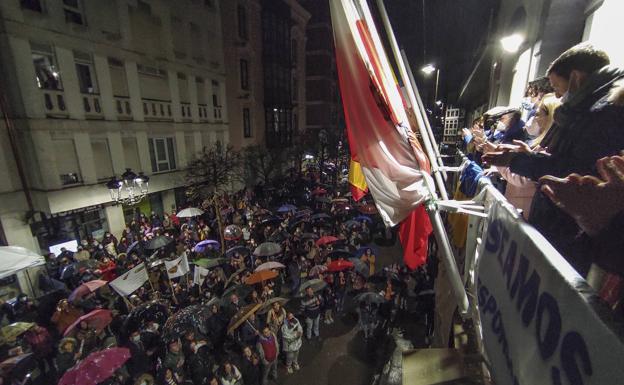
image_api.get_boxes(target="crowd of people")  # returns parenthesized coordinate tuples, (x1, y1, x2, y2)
(0, 177, 432, 385)
(460, 42, 624, 312)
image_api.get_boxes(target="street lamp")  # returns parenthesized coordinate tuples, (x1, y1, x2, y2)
(421, 64, 440, 106)
(500, 33, 524, 53)
(107, 168, 149, 205)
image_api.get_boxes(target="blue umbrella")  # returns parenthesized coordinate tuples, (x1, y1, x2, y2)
(354, 215, 373, 223)
(194, 240, 220, 253)
(277, 204, 297, 213)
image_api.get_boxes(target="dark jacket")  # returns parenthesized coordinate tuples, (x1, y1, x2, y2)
(239, 356, 261, 385)
(509, 66, 624, 275)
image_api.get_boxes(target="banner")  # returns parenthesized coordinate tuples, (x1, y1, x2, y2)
(193, 265, 209, 286)
(165, 255, 190, 279)
(109, 263, 149, 297)
(476, 199, 624, 385)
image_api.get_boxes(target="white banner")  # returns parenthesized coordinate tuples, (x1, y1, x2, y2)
(476, 199, 624, 385)
(165, 255, 190, 279)
(193, 265, 209, 286)
(109, 263, 149, 297)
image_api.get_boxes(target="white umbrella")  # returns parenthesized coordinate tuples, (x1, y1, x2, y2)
(0, 246, 45, 280)
(177, 207, 204, 218)
(254, 261, 285, 272)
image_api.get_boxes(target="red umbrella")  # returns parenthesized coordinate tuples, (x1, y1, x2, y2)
(311, 187, 327, 196)
(58, 347, 130, 385)
(316, 236, 339, 246)
(326, 260, 354, 272)
(357, 203, 378, 215)
(63, 309, 113, 337)
(68, 280, 108, 302)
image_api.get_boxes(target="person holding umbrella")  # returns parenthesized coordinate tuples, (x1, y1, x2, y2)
(256, 326, 279, 385)
(281, 312, 303, 374)
(266, 301, 286, 335)
(299, 287, 322, 340)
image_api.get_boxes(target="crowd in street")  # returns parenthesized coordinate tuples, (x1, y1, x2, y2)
(460, 42, 624, 312)
(0, 176, 430, 385)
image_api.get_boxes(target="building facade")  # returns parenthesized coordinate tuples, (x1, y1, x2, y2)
(0, 0, 229, 252)
(442, 106, 465, 144)
(222, 0, 309, 150)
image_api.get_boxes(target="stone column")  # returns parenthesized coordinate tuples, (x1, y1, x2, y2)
(55, 47, 85, 120)
(93, 54, 116, 120)
(125, 62, 144, 121)
(73, 132, 97, 184)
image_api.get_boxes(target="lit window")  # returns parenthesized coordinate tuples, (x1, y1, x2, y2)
(31, 43, 62, 90)
(63, 0, 85, 25)
(148, 137, 177, 172)
(74, 50, 98, 94)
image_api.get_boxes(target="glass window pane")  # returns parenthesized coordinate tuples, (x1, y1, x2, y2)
(148, 138, 157, 172)
(167, 138, 176, 170)
(155, 139, 166, 161)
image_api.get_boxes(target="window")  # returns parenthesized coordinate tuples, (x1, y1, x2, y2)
(63, 0, 85, 25)
(212, 80, 220, 107)
(148, 137, 177, 173)
(237, 5, 247, 40)
(291, 39, 297, 67)
(31, 43, 62, 90)
(74, 50, 98, 94)
(240, 59, 249, 90)
(292, 77, 298, 102)
(243, 108, 252, 138)
(21, 0, 43, 12)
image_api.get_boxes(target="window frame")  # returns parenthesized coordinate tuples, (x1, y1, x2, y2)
(240, 59, 249, 90)
(62, 0, 86, 25)
(237, 4, 248, 40)
(74, 51, 98, 94)
(243, 107, 252, 138)
(31, 43, 63, 90)
(21, 0, 44, 13)
(148, 137, 177, 173)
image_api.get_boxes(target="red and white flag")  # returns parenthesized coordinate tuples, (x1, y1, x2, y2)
(331, 0, 432, 269)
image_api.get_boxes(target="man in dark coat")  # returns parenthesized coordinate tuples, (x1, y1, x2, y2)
(484, 43, 624, 275)
(125, 331, 153, 377)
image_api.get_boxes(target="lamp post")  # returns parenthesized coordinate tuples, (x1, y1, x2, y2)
(421, 63, 440, 106)
(106, 168, 149, 205)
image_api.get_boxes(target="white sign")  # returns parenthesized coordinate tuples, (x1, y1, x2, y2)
(193, 266, 210, 286)
(109, 263, 149, 296)
(49, 240, 78, 255)
(476, 201, 624, 385)
(165, 255, 190, 279)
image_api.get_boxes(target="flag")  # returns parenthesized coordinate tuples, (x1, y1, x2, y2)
(109, 263, 149, 296)
(193, 265, 210, 286)
(331, 0, 432, 269)
(164, 255, 190, 279)
(348, 159, 368, 201)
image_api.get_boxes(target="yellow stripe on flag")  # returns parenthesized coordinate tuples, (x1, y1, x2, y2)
(348, 159, 368, 192)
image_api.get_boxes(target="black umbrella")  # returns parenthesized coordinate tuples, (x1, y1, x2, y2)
(311, 213, 331, 221)
(326, 249, 354, 260)
(296, 279, 327, 297)
(163, 304, 211, 341)
(222, 283, 252, 300)
(145, 236, 173, 250)
(124, 301, 169, 333)
(344, 220, 361, 230)
(300, 232, 319, 240)
(253, 242, 282, 257)
(354, 292, 386, 304)
(260, 217, 282, 227)
(225, 246, 250, 258)
(59, 264, 77, 280)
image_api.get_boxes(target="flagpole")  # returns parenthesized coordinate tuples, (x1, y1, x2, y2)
(372, 0, 449, 201)
(374, 0, 467, 314)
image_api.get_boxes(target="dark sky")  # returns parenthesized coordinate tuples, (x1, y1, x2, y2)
(383, 0, 499, 105)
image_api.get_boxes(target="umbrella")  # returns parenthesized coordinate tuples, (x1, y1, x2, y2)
(344, 220, 361, 230)
(295, 209, 313, 217)
(316, 236, 339, 246)
(0, 322, 34, 343)
(225, 267, 247, 288)
(222, 283, 253, 299)
(349, 258, 370, 278)
(244, 270, 278, 285)
(194, 239, 220, 253)
(163, 304, 211, 341)
(309, 265, 328, 277)
(0, 353, 36, 379)
(58, 347, 130, 385)
(68, 279, 107, 302)
(225, 246, 250, 258)
(148, 259, 165, 269)
(288, 218, 309, 230)
(193, 258, 226, 269)
(311, 213, 331, 221)
(297, 279, 327, 297)
(260, 217, 282, 227)
(357, 203, 378, 215)
(326, 249, 354, 260)
(311, 187, 327, 196)
(64, 309, 113, 336)
(224, 225, 243, 241)
(253, 242, 282, 257)
(315, 196, 331, 204)
(354, 292, 387, 304)
(255, 261, 285, 272)
(124, 300, 169, 333)
(332, 197, 349, 204)
(126, 240, 140, 254)
(227, 303, 263, 334)
(145, 235, 173, 250)
(326, 260, 354, 272)
(177, 207, 204, 218)
(277, 204, 297, 213)
(354, 215, 373, 223)
(300, 232, 319, 240)
(257, 297, 289, 314)
(59, 264, 78, 280)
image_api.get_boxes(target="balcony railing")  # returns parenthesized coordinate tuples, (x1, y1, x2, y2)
(60, 172, 82, 186)
(114, 96, 132, 120)
(82, 93, 104, 119)
(42, 89, 69, 118)
(198, 104, 209, 122)
(213, 106, 223, 121)
(142, 98, 173, 121)
(180, 102, 192, 122)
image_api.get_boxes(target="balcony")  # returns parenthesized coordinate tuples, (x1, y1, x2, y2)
(60, 172, 82, 186)
(42, 89, 69, 118)
(82, 94, 104, 119)
(114, 96, 132, 120)
(213, 106, 223, 121)
(198, 104, 209, 122)
(142, 98, 173, 121)
(180, 102, 192, 122)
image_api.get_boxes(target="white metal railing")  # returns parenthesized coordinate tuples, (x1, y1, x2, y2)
(42, 89, 68, 118)
(180, 102, 192, 121)
(142, 98, 173, 121)
(114, 96, 133, 120)
(213, 106, 223, 121)
(198, 104, 209, 122)
(81, 93, 104, 119)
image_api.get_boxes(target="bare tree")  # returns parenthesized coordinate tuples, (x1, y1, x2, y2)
(185, 141, 242, 199)
(243, 145, 284, 184)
